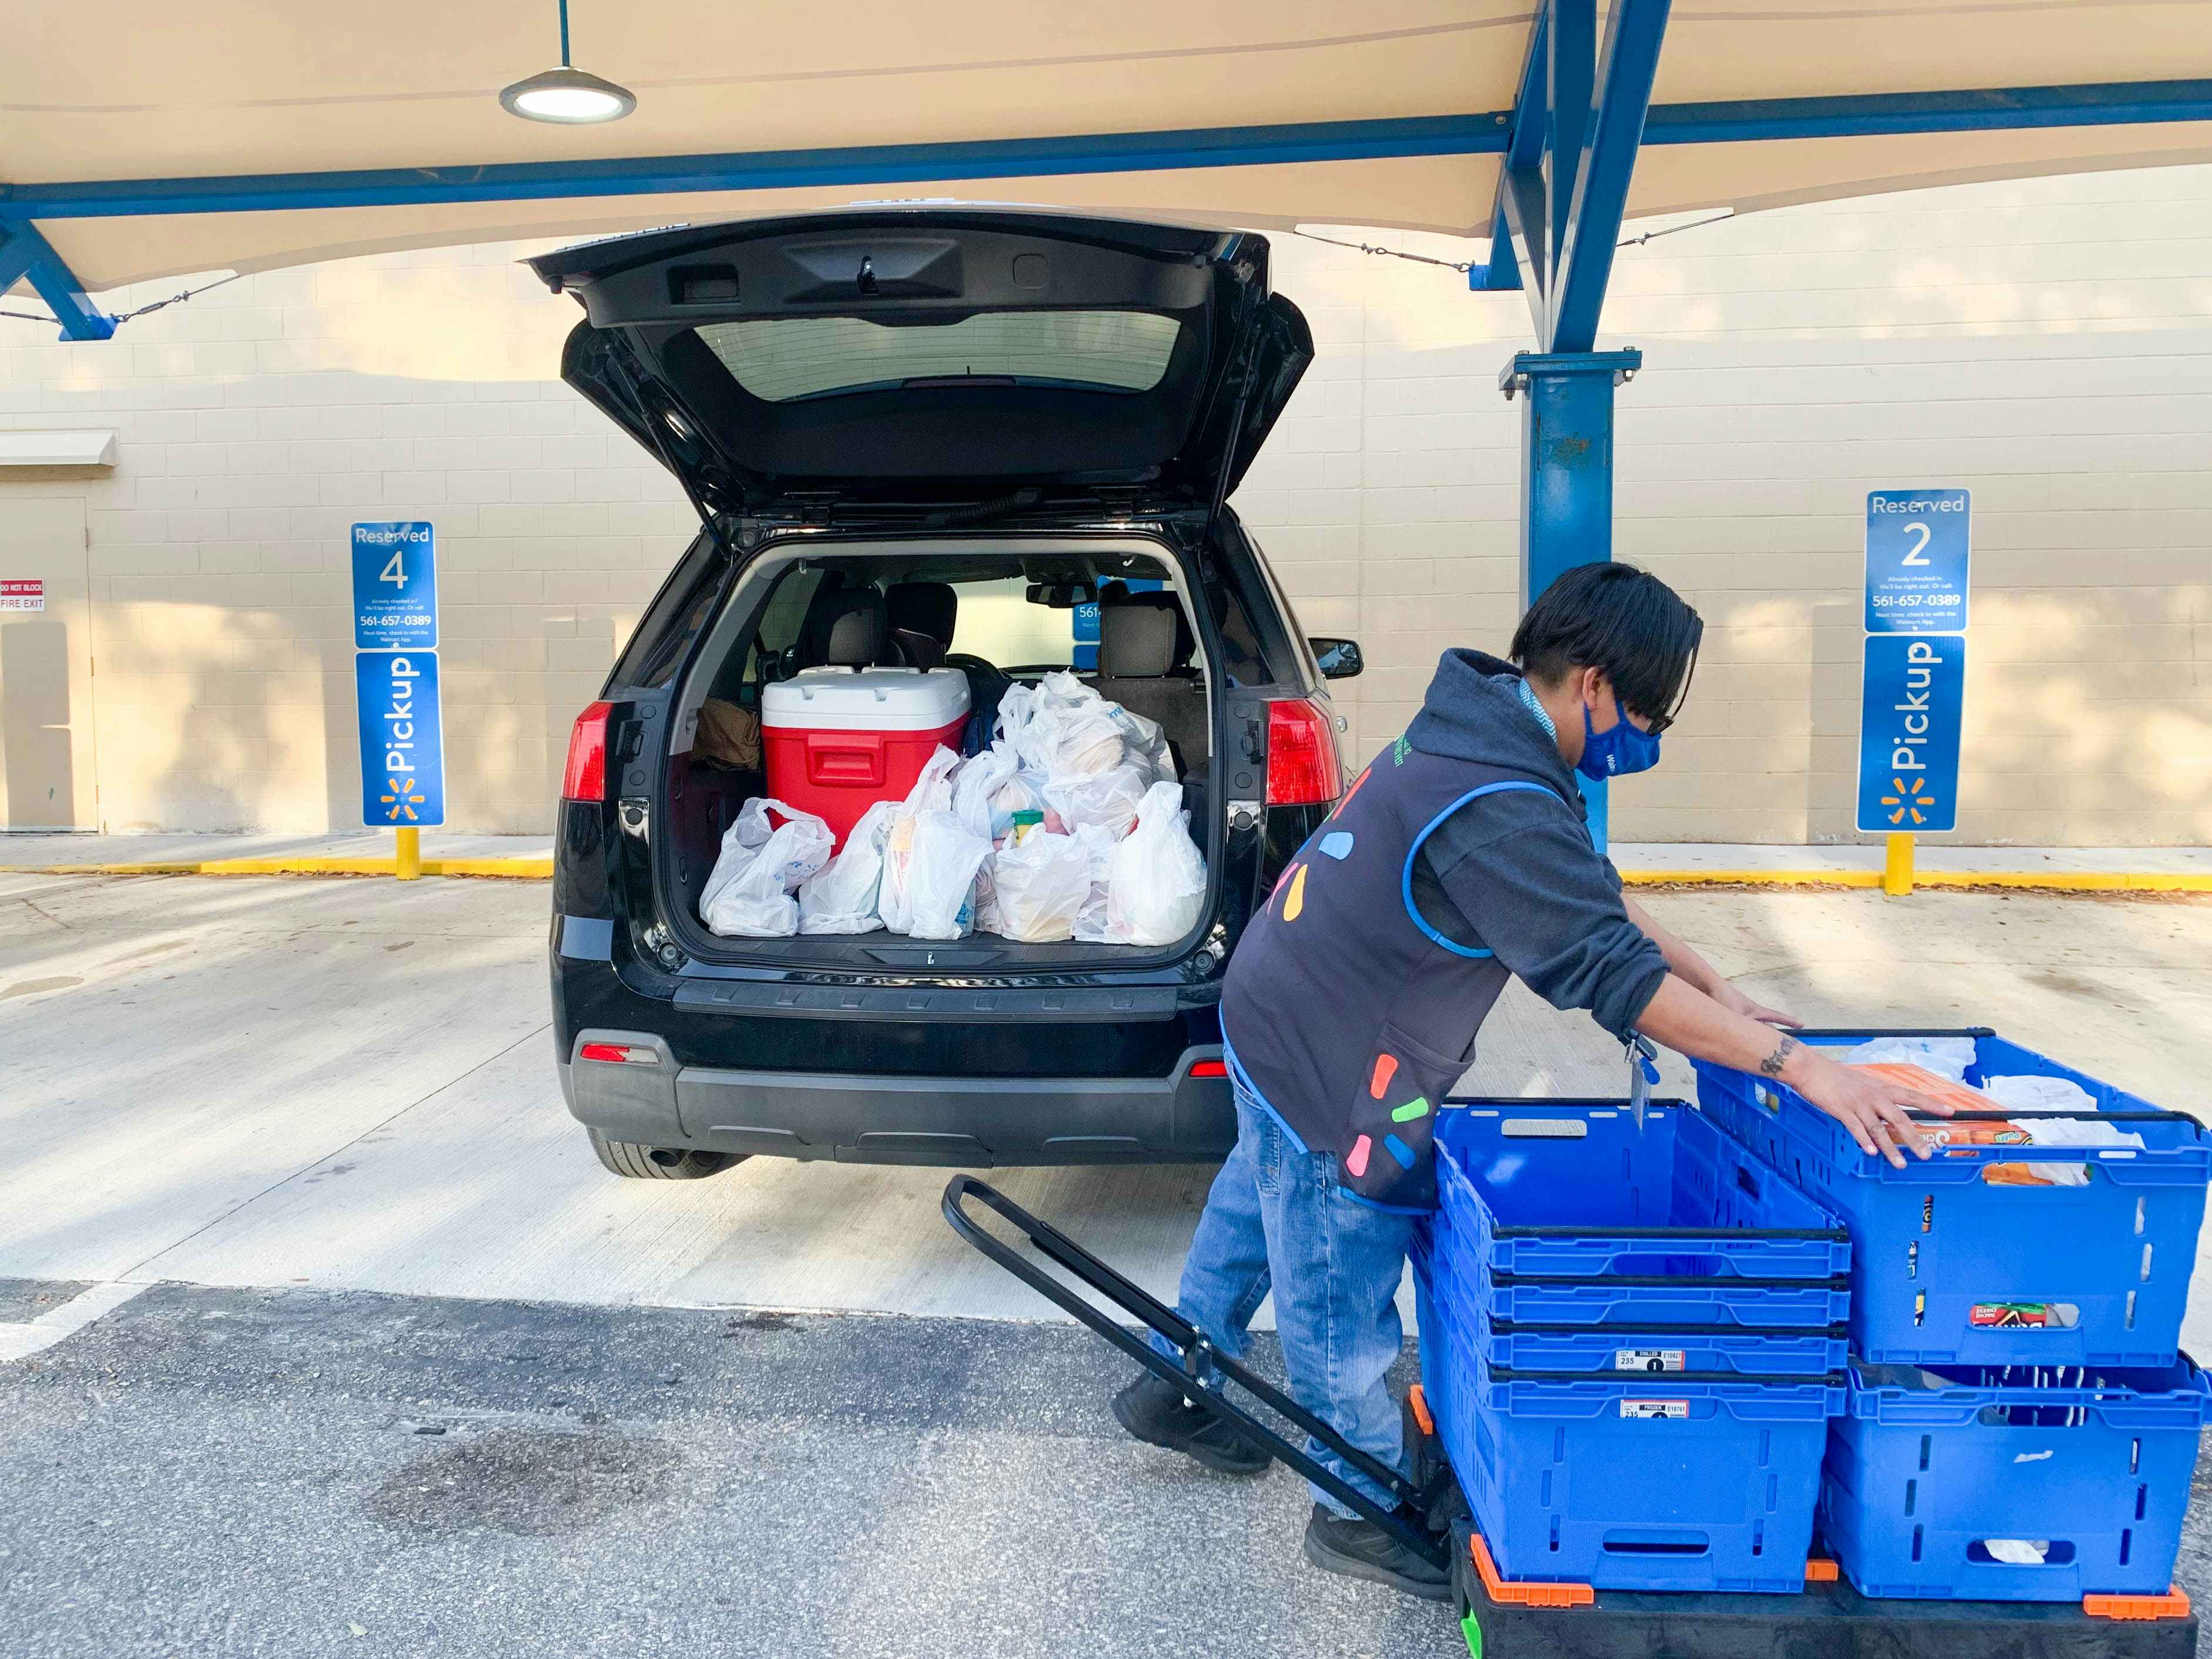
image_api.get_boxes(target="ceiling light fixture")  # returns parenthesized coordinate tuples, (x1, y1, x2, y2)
(500, 0, 635, 124)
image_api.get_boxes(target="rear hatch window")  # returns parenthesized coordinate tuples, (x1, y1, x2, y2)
(697, 310, 1183, 402)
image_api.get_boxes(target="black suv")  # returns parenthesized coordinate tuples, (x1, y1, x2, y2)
(535, 208, 1361, 1180)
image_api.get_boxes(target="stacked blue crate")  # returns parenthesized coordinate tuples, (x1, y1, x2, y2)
(1413, 1101, 1850, 1594)
(1693, 1029, 2212, 1603)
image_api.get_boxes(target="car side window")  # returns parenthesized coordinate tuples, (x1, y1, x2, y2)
(610, 536, 722, 691)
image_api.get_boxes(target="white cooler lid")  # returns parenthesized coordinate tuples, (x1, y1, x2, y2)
(760, 666, 972, 732)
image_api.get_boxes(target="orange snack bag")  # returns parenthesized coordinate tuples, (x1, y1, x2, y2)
(1850, 1064, 2036, 1153)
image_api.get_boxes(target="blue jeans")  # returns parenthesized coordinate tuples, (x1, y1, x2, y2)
(1152, 1082, 1421, 1517)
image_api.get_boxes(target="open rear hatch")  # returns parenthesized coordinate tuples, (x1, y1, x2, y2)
(526, 207, 1311, 514)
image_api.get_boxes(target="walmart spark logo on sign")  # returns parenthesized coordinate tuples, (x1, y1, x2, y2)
(355, 652, 446, 827)
(1857, 634, 1963, 833)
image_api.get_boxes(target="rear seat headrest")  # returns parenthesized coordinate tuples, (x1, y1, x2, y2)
(886, 581, 958, 648)
(809, 588, 891, 667)
(1097, 602, 1179, 678)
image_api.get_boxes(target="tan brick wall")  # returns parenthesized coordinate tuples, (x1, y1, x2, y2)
(2, 167, 2209, 842)
(1243, 167, 2212, 846)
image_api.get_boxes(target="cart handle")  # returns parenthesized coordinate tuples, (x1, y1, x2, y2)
(941, 1176, 1448, 1571)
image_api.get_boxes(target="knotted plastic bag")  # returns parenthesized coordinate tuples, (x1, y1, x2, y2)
(797, 798, 895, 935)
(1106, 780, 1207, 946)
(1043, 762, 1150, 840)
(700, 797, 834, 938)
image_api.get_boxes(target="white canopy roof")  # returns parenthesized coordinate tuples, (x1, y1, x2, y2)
(6, 1, 2212, 292)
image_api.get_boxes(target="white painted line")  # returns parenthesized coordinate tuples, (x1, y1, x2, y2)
(0, 1281, 151, 1363)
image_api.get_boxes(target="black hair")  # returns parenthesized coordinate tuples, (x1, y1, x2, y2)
(1510, 562, 1703, 724)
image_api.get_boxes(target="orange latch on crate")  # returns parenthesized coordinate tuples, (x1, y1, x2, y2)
(1467, 1534, 1595, 1610)
(1804, 1557, 1839, 1583)
(2083, 1589, 2191, 1621)
(1408, 1384, 1435, 1437)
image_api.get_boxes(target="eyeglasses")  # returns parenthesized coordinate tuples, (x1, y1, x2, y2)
(1632, 638, 1701, 736)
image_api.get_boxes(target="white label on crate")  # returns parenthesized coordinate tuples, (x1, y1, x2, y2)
(1620, 1399, 1689, 1419)
(1614, 1349, 1686, 1374)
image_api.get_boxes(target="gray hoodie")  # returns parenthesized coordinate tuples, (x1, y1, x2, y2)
(1405, 648, 1669, 1044)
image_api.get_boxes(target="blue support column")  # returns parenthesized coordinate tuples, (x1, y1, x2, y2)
(1501, 349, 1641, 847)
(0, 220, 116, 341)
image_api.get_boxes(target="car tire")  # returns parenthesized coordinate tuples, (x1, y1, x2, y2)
(587, 1128, 745, 1181)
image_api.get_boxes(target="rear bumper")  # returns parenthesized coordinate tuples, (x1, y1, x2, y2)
(558, 1030, 1234, 1166)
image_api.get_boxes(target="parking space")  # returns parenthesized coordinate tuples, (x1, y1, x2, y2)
(8, 872, 2212, 1655)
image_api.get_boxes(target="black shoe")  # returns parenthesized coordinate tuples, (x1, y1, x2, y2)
(1302, 1504, 1454, 1601)
(1111, 1372, 1271, 1476)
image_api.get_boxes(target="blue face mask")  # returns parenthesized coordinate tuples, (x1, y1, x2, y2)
(1578, 699, 1662, 781)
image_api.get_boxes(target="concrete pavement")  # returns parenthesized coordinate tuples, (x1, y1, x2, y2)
(6, 871, 2212, 1655)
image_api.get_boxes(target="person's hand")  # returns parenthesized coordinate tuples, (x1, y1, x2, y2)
(1785, 1047, 1952, 1169)
(1710, 980, 1802, 1029)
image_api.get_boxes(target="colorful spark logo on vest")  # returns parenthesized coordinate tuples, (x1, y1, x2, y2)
(1282, 864, 1308, 921)
(1319, 832, 1354, 860)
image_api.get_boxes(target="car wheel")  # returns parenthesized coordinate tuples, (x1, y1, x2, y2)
(587, 1128, 744, 1180)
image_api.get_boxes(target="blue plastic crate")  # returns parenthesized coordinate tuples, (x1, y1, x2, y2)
(1467, 1310, 1846, 1380)
(1820, 1358, 2211, 1601)
(1415, 1311, 1839, 1593)
(1467, 1260, 1853, 1332)
(1696, 1030, 2210, 1367)
(1439, 1101, 1851, 1281)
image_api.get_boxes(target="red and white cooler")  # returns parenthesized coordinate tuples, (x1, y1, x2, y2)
(761, 667, 971, 846)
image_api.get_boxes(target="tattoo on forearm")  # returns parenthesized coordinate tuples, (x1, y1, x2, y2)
(1758, 1035, 1799, 1079)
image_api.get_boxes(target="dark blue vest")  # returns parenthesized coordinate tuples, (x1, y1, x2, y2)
(1221, 738, 1570, 1210)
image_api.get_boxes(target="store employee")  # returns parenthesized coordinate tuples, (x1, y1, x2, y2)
(1112, 563, 1948, 1599)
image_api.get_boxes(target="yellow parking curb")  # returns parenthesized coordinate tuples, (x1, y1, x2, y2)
(35, 856, 553, 880)
(25, 859, 2205, 893)
(1622, 869, 2212, 893)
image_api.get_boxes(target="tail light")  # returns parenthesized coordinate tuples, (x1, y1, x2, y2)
(561, 701, 614, 803)
(1265, 698, 1344, 807)
(1189, 1058, 1229, 1079)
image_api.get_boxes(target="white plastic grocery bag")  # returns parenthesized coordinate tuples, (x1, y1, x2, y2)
(879, 746, 961, 935)
(989, 830, 1092, 943)
(797, 799, 895, 935)
(902, 810, 993, 940)
(1002, 669, 1124, 778)
(950, 742, 1020, 840)
(1071, 822, 1118, 943)
(1043, 762, 1149, 839)
(1113, 706, 1173, 783)
(1106, 780, 1207, 945)
(700, 797, 834, 938)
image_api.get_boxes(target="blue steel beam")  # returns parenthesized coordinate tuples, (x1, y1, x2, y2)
(5, 81, 2209, 223)
(1547, 0, 1673, 354)
(1644, 80, 2212, 143)
(0, 220, 116, 341)
(1501, 349, 1644, 847)
(1486, 2, 1552, 318)
(2, 114, 1513, 220)
(1546, 0, 1595, 283)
